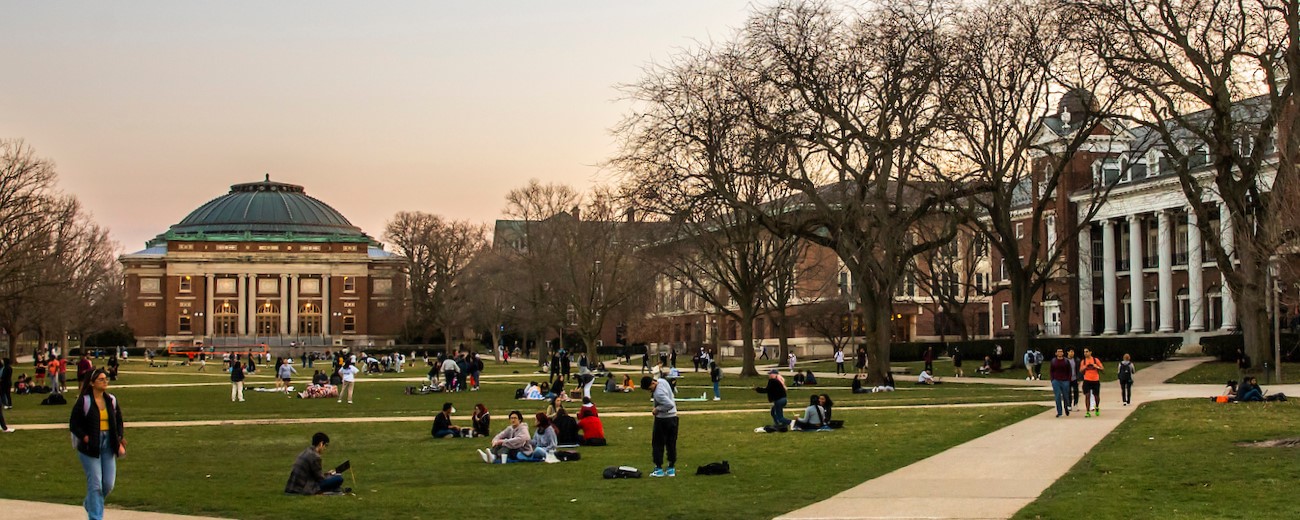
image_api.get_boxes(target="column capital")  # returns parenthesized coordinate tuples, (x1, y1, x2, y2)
(1127, 213, 1142, 223)
(1102, 218, 1116, 229)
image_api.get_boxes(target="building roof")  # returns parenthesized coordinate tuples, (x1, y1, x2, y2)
(149, 175, 375, 246)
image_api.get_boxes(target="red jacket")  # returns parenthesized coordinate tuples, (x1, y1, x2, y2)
(577, 415, 604, 441)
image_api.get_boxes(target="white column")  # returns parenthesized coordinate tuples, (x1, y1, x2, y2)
(205, 274, 214, 337)
(247, 275, 258, 336)
(1187, 209, 1205, 331)
(289, 274, 299, 335)
(1102, 219, 1119, 334)
(1221, 203, 1237, 330)
(237, 274, 248, 336)
(322, 274, 331, 337)
(280, 273, 290, 336)
(1078, 223, 1094, 336)
(1157, 210, 1175, 332)
(1128, 214, 1145, 333)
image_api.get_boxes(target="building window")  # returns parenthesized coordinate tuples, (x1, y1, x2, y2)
(1045, 215, 1056, 252)
(1145, 290, 1158, 333)
(342, 315, 356, 333)
(1207, 286, 1223, 330)
(214, 300, 238, 335)
(1015, 222, 1024, 239)
(298, 301, 322, 335)
(343, 276, 356, 293)
(178, 315, 192, 334)
(1144, 218, 1159, 268)
(1175, 218, 1189, 265)
(255, 301, 280, 335)
(1177, 288, 1190, 331)
(179, 276, 192, 293)
(1091, 236, 1104, 272)
(1001, 302, 1010, 329)
(1000, 258, 1008, 281)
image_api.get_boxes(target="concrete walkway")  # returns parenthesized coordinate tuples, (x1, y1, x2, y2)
(0, 498, 231, 520)
(776, 357, 1299, 520)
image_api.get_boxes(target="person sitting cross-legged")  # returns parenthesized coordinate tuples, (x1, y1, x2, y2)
(284, 432, 348, 495)
(792, 394, 829, 431)
(479, 410, 530, 464)
(431, 402, 463, 438)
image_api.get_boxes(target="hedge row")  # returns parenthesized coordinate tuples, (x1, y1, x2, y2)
(888, 336, 1180, 363)
(1201, 334, 1300, 363)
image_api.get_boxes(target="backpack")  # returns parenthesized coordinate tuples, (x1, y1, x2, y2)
(514, 388, 525, 400)
(554, 450, 581, 462)
(1241, 355, 1252, 369)
(602, 466, 642, 479)
(1118, 362, 1133, 381)
(696, 461, 731, 475)
(40, 393, 67, 406)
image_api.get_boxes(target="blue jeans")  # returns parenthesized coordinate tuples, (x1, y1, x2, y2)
(1051, 380, 1070, 415)
(771, 397, 788, 427)
(712, 381, 720, 399)
(320, 474, 344, 493)
(78, 433, 116, 520)
(510, 448, 547, 463)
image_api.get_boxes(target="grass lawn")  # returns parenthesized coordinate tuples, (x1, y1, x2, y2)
(1014, 399, 1300, 520)
(796, 358, 1155, 383)
(0, 406, 1043, 520)
(1164, 361, 1300, 385)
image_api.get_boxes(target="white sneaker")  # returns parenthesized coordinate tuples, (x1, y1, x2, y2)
(477, 449, 491, 464)
(713, 397, 721, 401)
(2, 428, 15, 433)
(348, 401, 353, 404)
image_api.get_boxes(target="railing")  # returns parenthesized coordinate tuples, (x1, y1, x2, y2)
(1143, 255, 1158, 269)
(1043, 322, 1062, 336)
(1174, 252, 1189, 266)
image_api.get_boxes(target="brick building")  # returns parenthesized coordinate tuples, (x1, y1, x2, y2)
(119, 176, 406, 350)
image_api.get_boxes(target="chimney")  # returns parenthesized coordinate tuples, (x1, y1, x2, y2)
(625, 208, 637, 222)
(571, 205, 581, 221)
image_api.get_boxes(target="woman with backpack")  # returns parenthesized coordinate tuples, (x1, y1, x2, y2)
(70, 368, 126, 520)
(1117, 353, 1136, 406)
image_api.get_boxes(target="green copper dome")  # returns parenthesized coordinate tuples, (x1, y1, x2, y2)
(151, 175, 373, 245)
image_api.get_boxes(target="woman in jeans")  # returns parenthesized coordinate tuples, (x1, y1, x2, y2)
(69, 368, 126, 520)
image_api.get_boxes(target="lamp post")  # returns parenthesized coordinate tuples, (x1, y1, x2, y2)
(1270, 257, 1282, 384)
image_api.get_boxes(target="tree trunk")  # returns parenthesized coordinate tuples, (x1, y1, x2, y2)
(862, 294, 893, 386)
(1011, 281, 1034, 370)
(774, 313, 790, 363)
(490, 330, 502, 362)
(739, 310, 759, 377)
(582, 334, 600, 365)
(1236, 254, 1271, 373)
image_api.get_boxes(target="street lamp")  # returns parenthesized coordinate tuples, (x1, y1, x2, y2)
(1270, 257, 1282, 384)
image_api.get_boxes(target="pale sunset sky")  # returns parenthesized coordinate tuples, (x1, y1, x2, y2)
(0, 1, 757, 252)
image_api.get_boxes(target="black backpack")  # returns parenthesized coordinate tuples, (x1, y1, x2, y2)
(555, 450, 581, 462)
(602, 466, 642, 479)
(696, 461, 730, 475)
(514, 388, 525, 399)
(40, 393, 67, 406)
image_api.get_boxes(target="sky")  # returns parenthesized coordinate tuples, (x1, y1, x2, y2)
(0, 1, 757, 252)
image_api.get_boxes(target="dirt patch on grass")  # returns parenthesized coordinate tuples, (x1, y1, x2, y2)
(1236, 437, 1300, 448)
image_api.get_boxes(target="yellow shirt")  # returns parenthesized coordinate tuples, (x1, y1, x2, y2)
(99, 408, 109, 431)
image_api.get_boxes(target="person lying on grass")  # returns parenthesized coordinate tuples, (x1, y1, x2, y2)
(284, 432, 348, 495)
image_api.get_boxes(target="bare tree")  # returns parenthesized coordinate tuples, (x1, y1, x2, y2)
(942, 0, 1131, 366)
(500, 179, 582, 363)
(911, 226, 990, 341)
(1076, 0, 1297, 368)
(384, 211, 487, 353)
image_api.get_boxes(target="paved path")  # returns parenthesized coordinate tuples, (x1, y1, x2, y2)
(0, 498, 231, 520)
(776, 357, 1300, 520)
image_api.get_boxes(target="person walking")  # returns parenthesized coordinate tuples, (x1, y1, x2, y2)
(1049, 349, 1072, 417)
(641, 373, 678, 477)
(855, 346, 867, 376)
(278, 358, 298, 393)
(952, 347, 964, 378)
(922, 347, 935, 375)
(709, 361, 722, 401)
(1080, 348, 1104, 417)
(1117, 353, 1136, 406)
(0, 402, 13, 432)
(1067, 349, 1081, 410)
(834, 348, 845, 375)
(70, 368, 126, 520)
(0, 358, 13, 409)
(230, 361, 245, 402)
(338, 361, 359, 404)
(1023, 349, 1036, 380)
(787, 352, 797, 373)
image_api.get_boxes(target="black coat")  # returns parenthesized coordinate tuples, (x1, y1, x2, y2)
(69, 392, 125, 458)
(758, 378, 787, 402)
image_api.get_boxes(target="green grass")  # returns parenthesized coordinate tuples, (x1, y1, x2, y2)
(797, 358, 1155, 383)
(1014, 399, 1300, 520)
(0, 406, 1042, 520)
(1164, 361, 1300, 385)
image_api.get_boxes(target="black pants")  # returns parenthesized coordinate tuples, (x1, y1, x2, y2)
(0, 384, 11, 407)
(1083, 381, 1101, 409)
(1119, 379, 1133, 404)
(652, 416, 678, 469)
(0, 405, 7, 430)
(1069, 380, 1080, 407)
(836, 362, 845, 374)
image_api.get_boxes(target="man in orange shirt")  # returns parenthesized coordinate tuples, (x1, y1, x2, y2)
(1080, 348, 1104, 417)
(46, 357, 61, 394)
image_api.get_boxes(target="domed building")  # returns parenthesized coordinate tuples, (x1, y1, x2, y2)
(120, 176, 406, 350)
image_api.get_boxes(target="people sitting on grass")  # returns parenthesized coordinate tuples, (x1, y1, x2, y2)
(480, 410, 530, 464)
(522, 382, 544, 400)
(471, 404, 491, 438)
(792, 394, 829, 431)
(756, 369, 790, 431)
(508, 413, 557, 463)
(604, 375, 618, 393)
(819, 394, 838, 428)
(284, 432, 348, 495)
(577, 397, 606, 446)
(552, 405, 581, 447)
(851, 374, 868, 394)
(917, 368, 942, 385)
(803, 369, 818, 386)
(621, 375, 635, 393)
(977, 356, 992, 375)
(873, 373, 896, 392)
(432, 402, 463, 438)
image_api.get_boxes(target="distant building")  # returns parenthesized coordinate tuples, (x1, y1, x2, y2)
(119, 176, 406, 350)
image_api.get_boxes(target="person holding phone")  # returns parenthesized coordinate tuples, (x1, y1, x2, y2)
(69, 368, 126, 520)
(284, 432, 347, 495)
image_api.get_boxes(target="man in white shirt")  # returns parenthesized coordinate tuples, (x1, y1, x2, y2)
(917, 369, 941, 385)
(337, 362, 360, 404)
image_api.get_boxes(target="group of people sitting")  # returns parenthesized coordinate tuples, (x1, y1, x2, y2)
(851, 373, 896, 393)
(297, 370, 339, 399)
(791, 369, 818, 387)
(430, 394, 607, 464)
(603, 374, 636, 393)
(1220, 377, 1288, 402)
